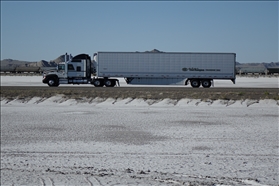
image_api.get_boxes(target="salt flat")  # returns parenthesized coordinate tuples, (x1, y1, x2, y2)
(0, 76, 278, 185)
(1, 96, 278, 186)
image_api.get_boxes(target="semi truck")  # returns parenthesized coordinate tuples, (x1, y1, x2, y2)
(42, 51, 236, 88)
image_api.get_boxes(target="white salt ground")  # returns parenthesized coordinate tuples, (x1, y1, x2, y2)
(1, 96, 278, 186)
(0, 76, 278, 185)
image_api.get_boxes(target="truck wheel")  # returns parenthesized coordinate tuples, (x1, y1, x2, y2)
(48, 78, 59, 87)
(93, 79, 104, 87)
(201, 80, 211, 88)
(104, 80, 116, 87)
(190, 79, 200, 88)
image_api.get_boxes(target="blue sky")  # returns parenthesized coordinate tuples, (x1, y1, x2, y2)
(1, 1, 278, 63)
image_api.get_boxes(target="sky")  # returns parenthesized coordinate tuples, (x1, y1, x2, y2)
(0, 1, 278, 63)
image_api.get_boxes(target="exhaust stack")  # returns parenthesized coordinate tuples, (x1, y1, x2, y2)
(65, 53, 68, 62)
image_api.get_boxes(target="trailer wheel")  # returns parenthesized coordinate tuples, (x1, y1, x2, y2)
(104, 80, 116, 87)
(201, 80, 211, 88)
(93, 79, 104, 87)
(190, 79, 200, 88)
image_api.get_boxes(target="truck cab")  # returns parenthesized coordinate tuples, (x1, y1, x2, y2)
(42, 53, 92, 87)
(55, 62, 67, 79)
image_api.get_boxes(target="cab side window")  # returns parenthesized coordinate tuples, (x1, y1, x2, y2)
(68, 64, 75, 71)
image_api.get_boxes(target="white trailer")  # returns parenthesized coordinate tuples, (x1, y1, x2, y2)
(42, 51, 236, 88)
(93, 52, 236, 88)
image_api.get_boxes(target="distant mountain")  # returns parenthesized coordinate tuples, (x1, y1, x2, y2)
(0, 59, 34, 67)
(0, 59, 57, 68)
(51, 54, 71, 64)
(0, 54, 69, 68)
(235, 62, 279, 73)
(145, 49, 164, 53)
(35, 60, 57, 67)
(236, 62, 279, 68)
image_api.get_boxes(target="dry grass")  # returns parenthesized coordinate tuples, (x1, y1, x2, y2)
(1, 86, 279, 101)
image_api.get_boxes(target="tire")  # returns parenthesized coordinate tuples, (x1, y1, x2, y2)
(93, 79, 104, 87)
(201, 79, 211, 88)
(190, 79, 200, 88)
(47, 78, 59, 87)
(104, 80, 116, 87)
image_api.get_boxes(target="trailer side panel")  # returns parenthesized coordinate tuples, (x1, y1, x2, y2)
(97, 52, 236, 80)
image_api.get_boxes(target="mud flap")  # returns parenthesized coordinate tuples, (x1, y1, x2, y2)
(116, 79, 120, 87)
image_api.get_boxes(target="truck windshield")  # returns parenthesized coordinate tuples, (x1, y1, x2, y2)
(58, 64, 65, 71)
